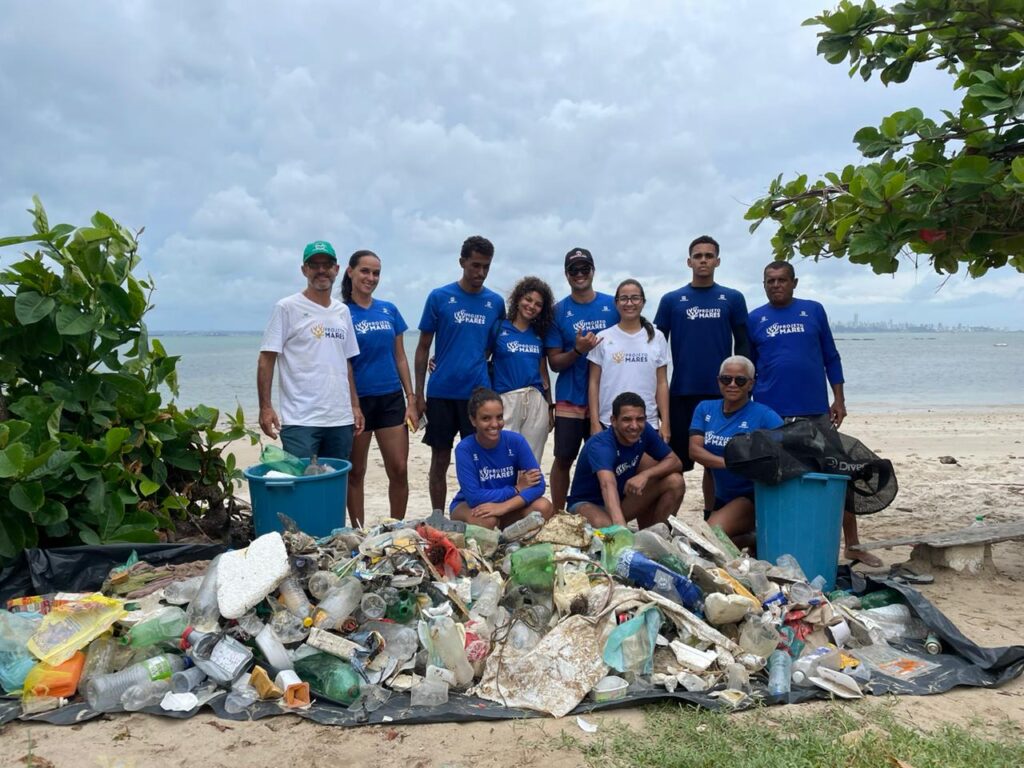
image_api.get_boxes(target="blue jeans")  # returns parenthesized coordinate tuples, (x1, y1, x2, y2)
(280, 425, 354, 462)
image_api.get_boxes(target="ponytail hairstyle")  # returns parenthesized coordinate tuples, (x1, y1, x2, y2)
(341, 249, 379, 304)
(467, 387, 503, 420)
(615, 278, 654, 342)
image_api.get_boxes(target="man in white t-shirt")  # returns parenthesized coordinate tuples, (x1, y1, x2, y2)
(258, 240, 364, 461)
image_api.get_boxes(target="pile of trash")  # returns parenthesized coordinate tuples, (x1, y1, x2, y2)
(1, 511, 940, 720)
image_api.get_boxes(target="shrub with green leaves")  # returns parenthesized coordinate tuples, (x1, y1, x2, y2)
(0, 197, 257, 561)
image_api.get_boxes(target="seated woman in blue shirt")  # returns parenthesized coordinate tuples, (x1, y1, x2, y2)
(450, 388, 554, 530)
(689, 355, 782, 549)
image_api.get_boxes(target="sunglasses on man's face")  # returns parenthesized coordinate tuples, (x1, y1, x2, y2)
(718, 375, 750, 387)
(567, 265, 592, 276)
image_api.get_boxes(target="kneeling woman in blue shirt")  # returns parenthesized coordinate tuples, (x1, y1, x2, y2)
(689, 355, 782, 549)
(450, 388, 554, 530)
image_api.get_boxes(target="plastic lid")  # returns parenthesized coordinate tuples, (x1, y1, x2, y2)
(179, 626, 195, 650)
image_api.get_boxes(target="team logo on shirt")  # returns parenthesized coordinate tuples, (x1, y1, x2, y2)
(601, 306, 611, 312)
(719, 294, 727, 300)
(759, 316, 768, 323)
(479, 466, 515, 482)
(704, 414, 711, 422)
(354, 320, 391, 334)
(705, 431, 731, 447)
(506, 340, 541, 354)
(614, 455, 641, 476)
(566, 310, 574, 317)
(381, 306, 391, 314)
(613, 352, 649, 363)
(799, 310, 808, 317)
(739, 421, 749, 429)
(686, 307, 722, 320)
(309, 323, 349, 341)
(764, 322, 805, 338)
(485, 300, 493, 308)
(311, 322, 325, 339)
(573, 319, 606, 334)
(449, 297, 457, 303)
(679, 295, 689, 302)
(454, 309, 488, 325)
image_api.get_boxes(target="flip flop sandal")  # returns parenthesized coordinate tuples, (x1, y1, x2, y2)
(888, 565, 934, 585)
(847, 551, 884, 568)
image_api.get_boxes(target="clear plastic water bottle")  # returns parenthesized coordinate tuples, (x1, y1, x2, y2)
(360, 593, 388, 620)
(423, 617, 474, 687)
(79, 634, 119, 689)
(308, 571, 341, 601)
(276, 574, 313, 619)
(471, 575, 502, 619)
(85, 654, 186, 712)
(767, 649, 792, 696)
(311, 578, 364, 629)
(499, 510, 545, 543)
(162, 576, 203, 605)
(185, 554, 222, 632)
(170, 666, 208, 693)
(122, 678, 172, 711)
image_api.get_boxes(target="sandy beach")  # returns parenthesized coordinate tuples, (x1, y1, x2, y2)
(4, 408, 1023, 767)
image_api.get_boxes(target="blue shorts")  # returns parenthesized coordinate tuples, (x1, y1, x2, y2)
(567, 500, 602, 515)
(280, 424, 354, 462)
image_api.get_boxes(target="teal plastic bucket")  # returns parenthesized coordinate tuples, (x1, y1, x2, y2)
(754, 472, 848, 591)
(244, 458, 352, 537)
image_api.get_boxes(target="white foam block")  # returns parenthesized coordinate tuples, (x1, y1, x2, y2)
(217, 532, 290, 619)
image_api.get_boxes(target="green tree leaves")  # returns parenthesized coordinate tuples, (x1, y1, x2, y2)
(748, 0, 1024, 278)
(0, 199, 258, 563)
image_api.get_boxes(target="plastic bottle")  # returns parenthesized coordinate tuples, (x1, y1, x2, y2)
(276, 574, 313, 620)
(85, 653, 186, 712)
(361, 621, 419, 661)
(774, 554, 807, 581)
(471, 574, 502, 619)
(791, 646, 841, 686)
(223, 672, 260, 714)
(123, 607, 188, 649)
(858, 588, 905, 610)
(861, 604, 929, 641)
(311, 577, 364, 629)
(614, 549, 704, 613)
(499, 509, 545, 543)
(162, 576, 203, 605)
(171, 665, 208, 693)
(255, 624, 294, 671)
(739, 616, 780, 658)
(360, 593, 388, 620)
(308, 571, 342, 601)
(270, 607, 312, 643)
(424, 617, 474, 687)
(122, 678, 172, 711)
(181, 629, 253, 684)
(78, 634, 119, 689)
(725, 662, 749, 691)
(509, 543, 556, 590)
(385, 590, 417, 623)
(767, 649, 792, 696)
(596, 526, 635, 571)
(185, 554, 222, 632)
(293, 652, 361, 705)
(464, 524, 500, 556)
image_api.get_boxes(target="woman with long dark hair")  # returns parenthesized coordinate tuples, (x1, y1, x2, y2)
(587, 278, 670, 442)
(489, 275, 555, 464)
(342, 250, 416, 525)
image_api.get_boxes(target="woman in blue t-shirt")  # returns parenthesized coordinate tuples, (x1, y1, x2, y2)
(342, 250, 417, 525)
(689, 355, 783, 549)
(489, 276, 555, 464)
(450, 388, 554, 530)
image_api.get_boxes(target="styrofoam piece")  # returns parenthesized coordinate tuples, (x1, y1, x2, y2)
(217, 532, 290, 619)
(668, 640, 716, 672)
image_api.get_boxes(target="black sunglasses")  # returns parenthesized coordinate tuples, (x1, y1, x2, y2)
(718, 375, 751, 387)
(567, 265, 593, 276)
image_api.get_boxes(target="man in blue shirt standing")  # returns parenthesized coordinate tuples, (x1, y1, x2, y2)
(654, 235, 749, 515)
(415, 236, 506, 511)
(567, 391, 685, 529)
(747, 261, 882, 567)
(545, 248, 619, 512)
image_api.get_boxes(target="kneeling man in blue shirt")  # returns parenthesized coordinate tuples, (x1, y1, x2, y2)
(567, 391, 685, 529)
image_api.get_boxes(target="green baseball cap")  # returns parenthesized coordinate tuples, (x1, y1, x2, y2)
(302, 240, 337, 262)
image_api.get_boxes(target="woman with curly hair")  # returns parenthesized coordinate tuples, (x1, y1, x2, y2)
(489, 275, 555, 463)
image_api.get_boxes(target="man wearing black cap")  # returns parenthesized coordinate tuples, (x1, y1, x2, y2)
(258, 240, 364, 463)
(544, 248, 619, 512)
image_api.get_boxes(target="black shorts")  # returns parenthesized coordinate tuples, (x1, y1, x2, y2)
(709, 493, 755, 519)
(553, 416, 590, 461)
(360, 390, 406, 432)
(423, 397, 473, 449)
(670, 393, 719, 471)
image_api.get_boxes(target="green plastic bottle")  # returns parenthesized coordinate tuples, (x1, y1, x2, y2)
(509, 543, 556, 590)
(294, 652, 361, 705)
(386, 590, 418, 623)
(121, 607, 187, 649)
(597, 526, 634, 571)
(858, 588, 906, 610)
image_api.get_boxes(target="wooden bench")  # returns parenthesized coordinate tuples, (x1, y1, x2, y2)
(848, 521, 1024, 574)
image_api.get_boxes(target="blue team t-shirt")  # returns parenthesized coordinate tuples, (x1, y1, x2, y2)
(450, 430, 545, 511)
(747, 298, 844, 417)
(348, 299, 408, 397)
(567, 423, 672, 507)
(654, 283, 748, 395)
(491, 320, 545, 394)
(689, 399, 783, 502)
(419, 282, 505, 399)
(544, 293, 618, 406)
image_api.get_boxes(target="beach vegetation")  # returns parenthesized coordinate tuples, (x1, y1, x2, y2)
(747, 0, 1024, 278)
(0, 197, 257, 561)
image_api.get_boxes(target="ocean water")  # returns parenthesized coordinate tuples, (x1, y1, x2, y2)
(155, 331, 1024, 420)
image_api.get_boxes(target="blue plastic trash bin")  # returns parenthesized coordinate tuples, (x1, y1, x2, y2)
(244, 458, 352, 537)
(754, 472, 848, 591)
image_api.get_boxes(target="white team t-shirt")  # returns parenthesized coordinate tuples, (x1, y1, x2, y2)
(588, 324, 669, 428)
(260, 293, 360, 427)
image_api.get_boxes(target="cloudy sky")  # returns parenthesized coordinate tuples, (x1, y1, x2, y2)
(1, 1, 1021, 331)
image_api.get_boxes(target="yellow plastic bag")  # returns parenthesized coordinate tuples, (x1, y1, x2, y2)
(27, 594, 126, 666)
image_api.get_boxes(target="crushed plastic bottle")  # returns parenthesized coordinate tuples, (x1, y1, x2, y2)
(312, 577, 364, 629)
(181, 628, 253, 685)
(85, 653, 186, 712)
(185, 554, 222, 632)
(122, 607, 187, 649)
(122, 678, 172, 711)
(500, 510, 545, 543)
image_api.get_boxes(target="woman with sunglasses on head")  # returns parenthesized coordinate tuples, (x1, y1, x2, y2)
(587, 279, 670, 442)
(688, 355, 782, 549)
(342, 250, 417, 526)
(490, 276, 556, 465)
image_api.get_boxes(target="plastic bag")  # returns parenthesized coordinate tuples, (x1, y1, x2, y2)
(0, 609, 43, 692)
(260, 445, 306, 476)
(602, 606, 662, 675)
(26, 594, 126, 666)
